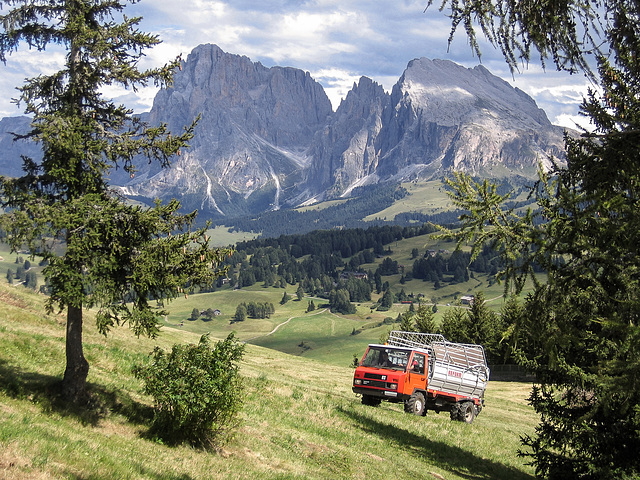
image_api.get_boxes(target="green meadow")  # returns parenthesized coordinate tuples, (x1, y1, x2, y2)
(0, 223, 542, 479)
(0, 279, 538, 480)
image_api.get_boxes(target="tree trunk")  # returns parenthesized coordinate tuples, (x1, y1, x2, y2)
(62, 304, 89, 400)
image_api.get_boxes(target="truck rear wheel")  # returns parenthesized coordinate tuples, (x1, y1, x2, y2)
(361, 394, 382, 407)
(457, 401, 476, 423)
(404, 392, 426, 416)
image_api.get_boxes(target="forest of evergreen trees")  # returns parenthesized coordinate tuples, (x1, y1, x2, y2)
(207, 223, 508, 315)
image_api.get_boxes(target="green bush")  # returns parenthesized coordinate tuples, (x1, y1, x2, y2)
(133, 333, 245, 447)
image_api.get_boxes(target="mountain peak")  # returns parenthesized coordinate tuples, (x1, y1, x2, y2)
(397, 56, 551, 129)
(0, 45, 567, 218)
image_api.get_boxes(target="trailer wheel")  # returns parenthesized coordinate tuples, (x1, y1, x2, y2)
(458, 401, 476, 424)
(361, 394, 382, 407)
(450, 404, 460, 421)
(404, 392, 426, 416)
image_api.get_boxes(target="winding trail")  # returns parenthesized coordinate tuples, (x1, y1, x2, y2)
(245, 308, 328, 342)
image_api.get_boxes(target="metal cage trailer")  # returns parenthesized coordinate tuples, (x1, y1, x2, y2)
(352, 331, 491, 423)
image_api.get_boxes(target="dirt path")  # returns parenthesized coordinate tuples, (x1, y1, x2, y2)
(245, 308, 328, 342)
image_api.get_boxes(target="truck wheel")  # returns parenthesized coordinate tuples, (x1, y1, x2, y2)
(361, 394, 381, 407)
(458, 401, 476, 424)
(404, 392, 426, 416)
(450, 404, 460, 421)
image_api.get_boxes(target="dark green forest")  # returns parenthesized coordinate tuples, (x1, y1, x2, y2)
(203, 223, 508, 317)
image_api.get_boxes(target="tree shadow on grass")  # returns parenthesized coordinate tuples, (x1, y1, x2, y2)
(0, 357, 153, 428)
(337, 405, 534, 480)
(62, 467, 195, 480)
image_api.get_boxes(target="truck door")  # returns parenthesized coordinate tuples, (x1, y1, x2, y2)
(406, 352, 427, 394)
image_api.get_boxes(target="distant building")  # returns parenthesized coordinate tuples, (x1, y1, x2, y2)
(340, 271, 368, 281)
(461, 295, 475, 305)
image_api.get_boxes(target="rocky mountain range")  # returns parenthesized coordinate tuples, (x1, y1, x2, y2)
(0, 44, 568, 218)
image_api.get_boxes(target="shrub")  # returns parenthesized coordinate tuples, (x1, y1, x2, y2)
(133, 332, 245, 447)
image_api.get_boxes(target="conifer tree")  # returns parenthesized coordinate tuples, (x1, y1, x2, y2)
(433, 0, 640, 476)
(398, 310, 414, 332)
(0, 0, 230, 401)
(413, 303, 437, 334)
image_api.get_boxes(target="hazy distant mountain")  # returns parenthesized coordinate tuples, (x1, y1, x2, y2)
(0, 116, 40, 178)
(0, 45, 568, 218)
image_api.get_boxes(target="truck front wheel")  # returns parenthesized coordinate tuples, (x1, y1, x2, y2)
(404, 392, 426, 416)
(362, 394, 382, 407)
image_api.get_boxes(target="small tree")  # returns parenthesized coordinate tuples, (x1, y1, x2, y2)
(6, 268, 13, 285)
(439, 307, 470, 343)
(398, 311, 414, 332)
(24, 271, 37, 290)
(413, 304, 437, 334)
(15, 265, 25, 282)
(466, 292, 505, 363)
(377, 289, 393, 311)
(133, 333, 244, 447)
(280, 291, 290, 305)
(202, 308, 217, 321)
(232, 304, 246, 323)
(189, 308, 201, 321)
(329, 288, 356, 315)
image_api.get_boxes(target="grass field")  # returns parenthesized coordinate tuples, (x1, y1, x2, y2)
(0, 281, 539, 480)
(205, 225, 259, 247)
(364, 180, 454, 221)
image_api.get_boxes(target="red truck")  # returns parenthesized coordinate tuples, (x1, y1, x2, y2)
(352, 331, 490, 423)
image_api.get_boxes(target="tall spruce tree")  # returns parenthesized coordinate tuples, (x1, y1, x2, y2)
(0, 0, 230, 401)
(432, 0, 640, 476)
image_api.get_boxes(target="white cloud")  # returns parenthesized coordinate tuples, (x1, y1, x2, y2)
(0, 0, 588, 128)
(554, 113, 593, 131)
(311, 68, 362, 110)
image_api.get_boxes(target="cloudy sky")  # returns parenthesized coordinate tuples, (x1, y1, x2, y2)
(0, 0, 596, 130)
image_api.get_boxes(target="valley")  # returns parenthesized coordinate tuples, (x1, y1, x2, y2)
(160, 225, 536, 367)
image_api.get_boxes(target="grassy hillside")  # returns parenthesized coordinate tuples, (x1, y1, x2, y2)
(363, 180, 454, 221)
(0, 280, 539, 480)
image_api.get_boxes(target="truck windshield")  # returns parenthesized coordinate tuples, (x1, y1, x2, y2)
(360, 346, 409, 371)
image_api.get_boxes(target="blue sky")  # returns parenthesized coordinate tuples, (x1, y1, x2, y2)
(0, 0, 596, 130)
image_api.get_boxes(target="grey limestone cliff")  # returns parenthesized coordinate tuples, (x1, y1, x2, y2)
(305, 58, 567, 200)
(0, 46, 569, 217)
(120, 44, 333, 214)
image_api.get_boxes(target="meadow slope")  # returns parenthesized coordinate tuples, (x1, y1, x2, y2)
(0, 281, 538, 480)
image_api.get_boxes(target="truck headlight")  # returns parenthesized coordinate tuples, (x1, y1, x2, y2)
(354, 379, 362, 385)
(389, 383, 397, 390)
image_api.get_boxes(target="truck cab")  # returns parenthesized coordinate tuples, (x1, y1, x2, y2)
(352, 344, 432, 414)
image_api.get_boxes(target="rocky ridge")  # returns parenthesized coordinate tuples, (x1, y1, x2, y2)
(0, 45, 568, 218)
